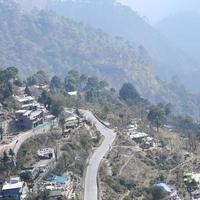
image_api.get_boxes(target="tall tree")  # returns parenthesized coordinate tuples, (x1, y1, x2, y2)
(85, 76, 99, 91)
(0, 126, 3, 140)
(25, 86, 31, 96)
(145, 186, 167, 200)
(50, 76, 62, 91)
(9, 149, 15, 160)
(99, 80, 109, 90)
(147, 106, 166, 132)
(38, 91, 52, 109)
(65, 70, 80, 92)
(27, 70, 49, 86)
(58, 108, 65, 135)
(2, 151, 10, 175)
(79, 74, 87, 91)
(119, 83, 140, 104)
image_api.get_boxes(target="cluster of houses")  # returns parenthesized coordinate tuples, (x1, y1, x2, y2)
(0, 147, 56, 199)
(21, 148, 55, 177)
(125, 120, 163, 150)
(34, 147, 77, 199)
(0, 145, 76, 199)
(0, 84, 54, 142)
(184, 172, 200, 199)
(33, 148, 55, 173)
(14, 95, 53, 130)
(41, 174, 76, 198)
(0, 85, 83, 199)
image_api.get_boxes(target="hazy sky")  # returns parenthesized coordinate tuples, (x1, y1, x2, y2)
(119, 0, 200, 23)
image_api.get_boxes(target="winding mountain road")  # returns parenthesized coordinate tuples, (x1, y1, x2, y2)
(0, 122, 54, 156)
(81, 110, 116, 200)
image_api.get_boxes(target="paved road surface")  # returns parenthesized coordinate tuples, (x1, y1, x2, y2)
(81, 110, 116, 200)
(0, 122, 54, 155)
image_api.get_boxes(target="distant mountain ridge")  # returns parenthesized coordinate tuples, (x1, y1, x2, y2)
(156, 12, 200, 64)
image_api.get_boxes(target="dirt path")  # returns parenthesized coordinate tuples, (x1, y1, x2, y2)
(119, 154, 134, 176)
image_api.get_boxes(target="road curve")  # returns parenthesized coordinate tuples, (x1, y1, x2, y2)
(0, 122, 53, 156)
(81, 110, 116, 200)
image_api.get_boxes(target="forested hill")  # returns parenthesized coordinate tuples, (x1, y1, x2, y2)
(0, 0, 200, 118)
(0, 0, 159, 96)
(16, 0, 200, 92)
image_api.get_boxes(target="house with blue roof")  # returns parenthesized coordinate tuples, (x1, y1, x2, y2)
(156, 183, 181, 200)
(47, 175, 68, 185)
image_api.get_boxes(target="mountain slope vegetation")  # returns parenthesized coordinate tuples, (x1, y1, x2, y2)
(0, 0, 200, 118)
(16, 0, 200, 91)
(0, 0, 159, 96)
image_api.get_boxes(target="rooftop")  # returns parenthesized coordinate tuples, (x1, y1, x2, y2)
(29, 110, 42, 120)
(2, 182, 23, 191)
(131, 132, 148, 139)
(10, 176, 21, 184)
(21, 103, 38, 108)
(37, 148, 54, 155)
(48, 190, 62, 197)
(67, 91, 78, 96)
(16, 96, 34, 103)
(156, 183, 172, 193)
(16, 110, 43, 120)
(45, 115, 55, 120)
(15, 110, 27, 114)
(47, 175, 68, 185)
(65, 116, 77, 121)
(23, 110, 32, 116)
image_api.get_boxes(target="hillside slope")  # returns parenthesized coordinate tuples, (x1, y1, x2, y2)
(156, 12, 200, 64)
(0, 0, 200, 118)
(0, 0, 159, 96)
(16, 0, 200, 91)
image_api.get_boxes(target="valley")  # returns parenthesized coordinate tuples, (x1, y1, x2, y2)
(0, 1, 200, 200)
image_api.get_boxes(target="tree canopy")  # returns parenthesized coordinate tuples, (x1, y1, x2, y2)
(27, 71, 49, 86)
(145, 186, 167, 200)
(119, 83, 141, 104)
(147, 105, 167, 132)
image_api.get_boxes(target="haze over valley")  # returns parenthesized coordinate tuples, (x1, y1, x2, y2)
(1, 1, 200, 199)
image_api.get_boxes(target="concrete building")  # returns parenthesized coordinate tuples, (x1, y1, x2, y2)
(15, 110, 43, 129)
(15, 96, 34, 107)
(63, 110, 81, 130)
(33, 159, 54, 173)
(65, 115, 79, 129)
(131, 132, 148, 142)
(33, 148, 55, 172)
(20, 167, 40, 181)
(48, 190, 63, 200)
(37, 148, 55, 160)
(47, 176, 68, 186)
(2, 177, 28, 200)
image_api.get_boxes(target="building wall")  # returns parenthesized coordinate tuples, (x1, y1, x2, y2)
(17, 116, 33, 129)
(2, 188, 21, 200)
(16, 113, 44, 130)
